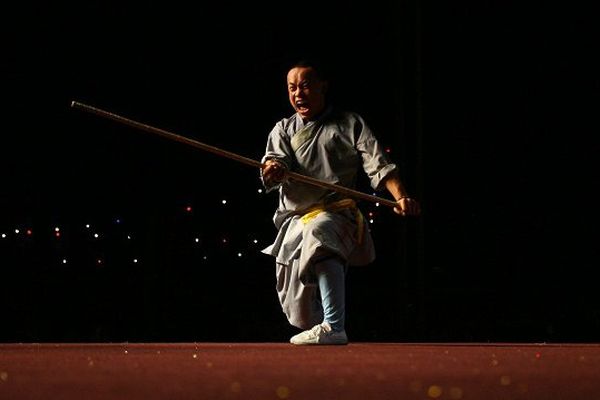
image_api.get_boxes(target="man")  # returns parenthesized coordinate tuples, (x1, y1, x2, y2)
(260, 60, 420, 345)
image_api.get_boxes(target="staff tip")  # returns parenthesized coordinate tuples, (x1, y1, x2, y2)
(70, 100, 77, 108)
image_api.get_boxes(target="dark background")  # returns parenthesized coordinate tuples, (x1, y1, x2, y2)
(1, 1, 597, 342)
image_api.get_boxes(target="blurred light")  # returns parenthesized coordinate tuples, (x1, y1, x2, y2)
(85, 224, 91, 229)
(185, 206, 192, 212)
(54, 227, 60, 232)
(194, 238, 200, 243)
(127, 235, 132, 240)
(133, 259, 138, 263)
(115, 218, 121, 224)
(257, 189, 263, 194)
(375, 202, 380, 207)
(385, 147, 391, 153)
(500, 376, 511, 386)
(369, 219, 374, 224)
(55, 232, 61, 238)
(96, 259, 103, 265)
(427, 385, 442, 398)
(62, 259, 67, 264)
(449, 387, 464, 399)
(1, 233, 6, 239)
(253, 239, 258, 244)
(93, 233, 99, 238)
(237, 253, 242, 257)
(276, 387, 290, 399)
(14, 229, 20, 234)
(26, 229, 32, 236)
(222, 238, 227, 243)
(222, 200, 227, 205)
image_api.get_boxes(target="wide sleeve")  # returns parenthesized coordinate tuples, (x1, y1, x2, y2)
(354, 115, 398, 191)
(260, 123, 294, 192)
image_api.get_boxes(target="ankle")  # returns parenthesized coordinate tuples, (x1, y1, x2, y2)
(322, 321, 345, 333)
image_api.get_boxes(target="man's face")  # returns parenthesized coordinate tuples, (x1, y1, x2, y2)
(287, 66, 327, 121)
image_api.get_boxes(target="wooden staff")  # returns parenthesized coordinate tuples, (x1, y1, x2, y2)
(70, 101, 399, 209)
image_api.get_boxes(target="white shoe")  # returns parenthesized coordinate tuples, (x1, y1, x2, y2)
(290, 322, 348, 345)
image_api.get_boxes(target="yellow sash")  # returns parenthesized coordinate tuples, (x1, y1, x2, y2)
(300, 199, 364, 244)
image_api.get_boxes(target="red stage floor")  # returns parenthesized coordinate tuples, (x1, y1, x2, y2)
(1, 343, 599, 399)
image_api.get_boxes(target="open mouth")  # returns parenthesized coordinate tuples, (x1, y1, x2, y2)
(295, 100, 309, 111)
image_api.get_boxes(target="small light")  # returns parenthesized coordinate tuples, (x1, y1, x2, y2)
(375, 202, 380, 207)
(203, 256, 207, 260)
(222, 200, 227, 205)
(97, 259, 103, 265)
(276, 386, 290, 399)
(127, 235, 131, 240)
(257, 189, 263, 194)
(222, 238, 227, 243)
(85, 224, 91, 229)
(55, 232, 61, 238)
(133, 258, 138, 263)
(449, 387, 464, 399)
(1, 233, 6, 239)
(185, 206, 192, 212)
(237, 253, 242, 257)
(14, 229, 20, 234)
(54, 227, 60, 232)
(253, 239, 258, 244)
(500, 375, 511, 386)
(368, 212, 374, 217)
(369, 219, 374, 224)
(427, 385, 442, 398)
(115, 218, 121, 224)
(194, 238, 200, 243)
(93, 233, 99, 238)
(26, 229, 32, 236)
(385, 147, 391, 153)
(62, 259, 67, 264)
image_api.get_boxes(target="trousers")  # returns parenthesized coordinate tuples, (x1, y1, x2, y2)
(276, 255, 346, 332)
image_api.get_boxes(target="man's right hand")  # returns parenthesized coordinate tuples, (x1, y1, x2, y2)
(262, 159, 286, 185)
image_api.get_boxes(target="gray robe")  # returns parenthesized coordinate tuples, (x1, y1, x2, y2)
(261, 108, 397, 328)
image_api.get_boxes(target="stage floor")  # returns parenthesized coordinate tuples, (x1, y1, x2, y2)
(1, 343, 599, 399)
